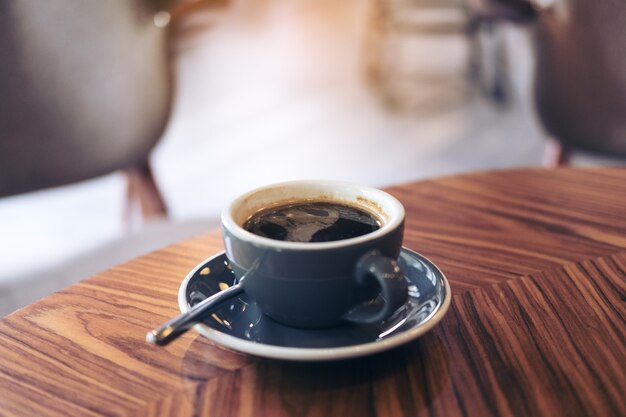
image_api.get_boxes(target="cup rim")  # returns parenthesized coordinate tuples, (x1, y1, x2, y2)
(221, 180, 405, 251)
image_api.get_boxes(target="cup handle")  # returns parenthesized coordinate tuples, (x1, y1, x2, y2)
(343, 250, 408, 324)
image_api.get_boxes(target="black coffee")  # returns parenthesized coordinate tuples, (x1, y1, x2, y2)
(244, 201, 382, 242)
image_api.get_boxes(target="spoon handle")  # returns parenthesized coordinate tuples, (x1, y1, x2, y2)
(146, 283, 244, 346)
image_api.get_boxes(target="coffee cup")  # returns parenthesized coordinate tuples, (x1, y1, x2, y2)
(221, 180, 408, 328)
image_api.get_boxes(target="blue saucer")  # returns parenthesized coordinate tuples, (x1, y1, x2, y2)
(178, 247, 451, 361)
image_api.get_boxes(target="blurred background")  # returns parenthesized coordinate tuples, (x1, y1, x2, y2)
(1, 0, 624, 315)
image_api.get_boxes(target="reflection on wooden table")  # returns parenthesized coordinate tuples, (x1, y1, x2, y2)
(0, 168, 624, 416)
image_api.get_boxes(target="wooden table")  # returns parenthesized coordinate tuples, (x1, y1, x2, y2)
(1, 168, 624, 417)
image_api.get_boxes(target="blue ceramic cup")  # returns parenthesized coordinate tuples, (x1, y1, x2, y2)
(221, 180, 408, 328)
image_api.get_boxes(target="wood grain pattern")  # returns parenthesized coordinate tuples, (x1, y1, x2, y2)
(387, 168, 626, 293)
(0, 168, 625, 417)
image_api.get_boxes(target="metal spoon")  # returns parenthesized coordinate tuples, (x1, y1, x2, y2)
(146, 282, 244, 346)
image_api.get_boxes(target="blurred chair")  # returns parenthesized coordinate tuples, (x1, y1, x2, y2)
(363, 0, 511, 110)
(0, 0, 222, 316)
(467, 0, 626, 164)
(0, 0, 171, 221)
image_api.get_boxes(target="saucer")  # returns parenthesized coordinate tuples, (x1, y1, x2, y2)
(178, 248, 451, 361)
